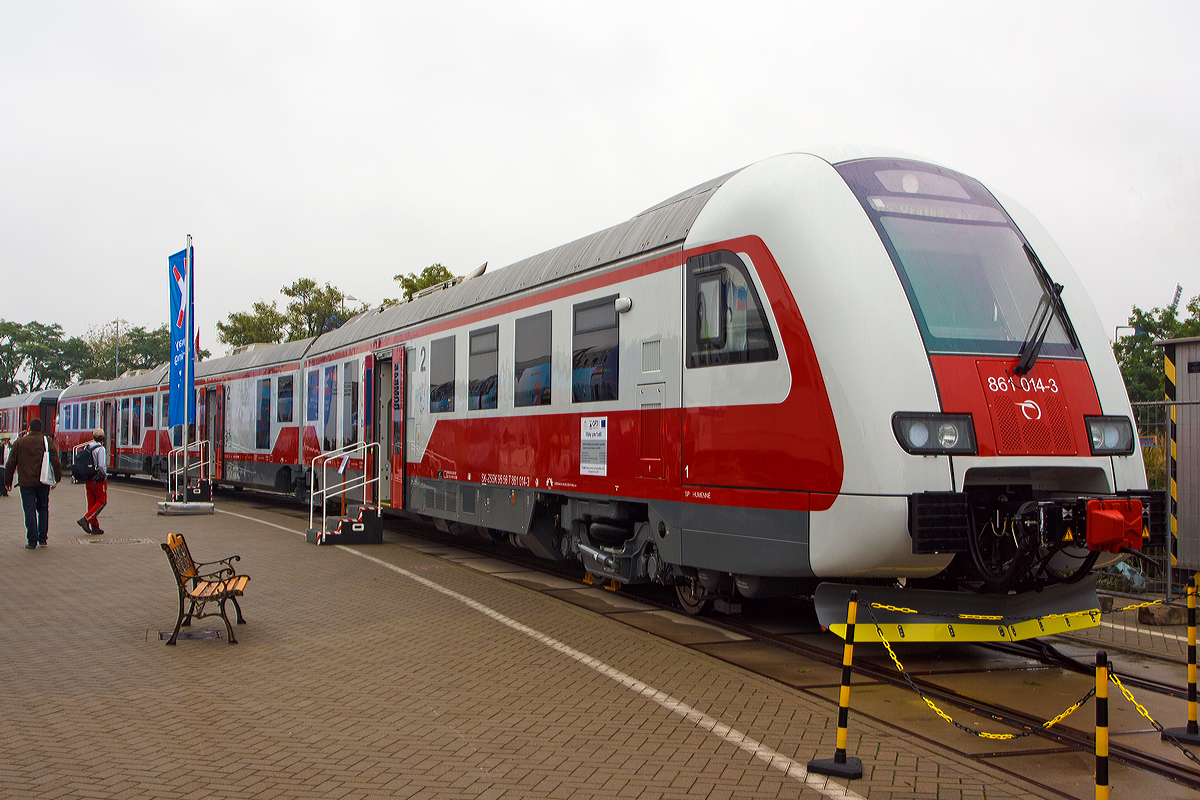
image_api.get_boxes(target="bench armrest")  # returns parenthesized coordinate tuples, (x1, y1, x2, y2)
(194, 555, 241, 575)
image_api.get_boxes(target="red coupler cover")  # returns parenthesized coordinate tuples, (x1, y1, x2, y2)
(1086, 498, 1143, 553)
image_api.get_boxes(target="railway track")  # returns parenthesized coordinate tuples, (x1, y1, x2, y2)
(204, 484, 1200, 795)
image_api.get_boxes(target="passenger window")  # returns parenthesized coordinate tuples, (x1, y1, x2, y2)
(342, 360, 359, 446)
(322, 365, 338, 451)
(256, 378, 271, 449)
(277, 375, 294, 423)
(306, 371, 319, 423)
(144, 395, 154, 430)
(121, 398, 130, 445)
(132, 398, 142, 444)
(468, 326, 499, 410)
(515, 311, 552, 407)
(685, 250, 778, 368)
(572, 296, 618, 402)
(429, 336, 455, 413)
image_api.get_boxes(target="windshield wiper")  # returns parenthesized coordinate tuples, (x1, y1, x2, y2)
(1014, 244, 1079, 375)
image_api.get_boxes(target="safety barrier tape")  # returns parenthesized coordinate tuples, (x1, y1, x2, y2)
(1108, 667, 1200, 767)
(862, 603, 1094, 740)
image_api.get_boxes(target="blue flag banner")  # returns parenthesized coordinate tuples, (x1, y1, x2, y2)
(168, 245, 195, 427)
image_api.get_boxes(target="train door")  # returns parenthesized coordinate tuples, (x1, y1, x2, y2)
(372, 348, 405, 508)
(39, 398, 57, 437)
(204, 387, 225, 480)
(102, 401, 115, 468)
(374, 353, 392, 506)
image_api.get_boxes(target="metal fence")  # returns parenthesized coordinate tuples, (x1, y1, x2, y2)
(1131, 400, 1198, 598)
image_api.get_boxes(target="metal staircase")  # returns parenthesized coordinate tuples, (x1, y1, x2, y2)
(306, 440, 382, 545)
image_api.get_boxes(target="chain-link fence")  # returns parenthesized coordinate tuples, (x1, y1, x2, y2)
(1129, 400, 1195, 598)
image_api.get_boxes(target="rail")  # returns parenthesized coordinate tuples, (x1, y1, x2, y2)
(309, 440, 380, 534)
(167, 440, 210, 500)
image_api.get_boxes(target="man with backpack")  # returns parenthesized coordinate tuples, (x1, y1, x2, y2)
(74, 429, 107, 535)
(4, 418, 62, 548)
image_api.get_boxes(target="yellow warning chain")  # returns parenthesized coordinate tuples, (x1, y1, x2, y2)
(864, 604, 1095, 740)
(868, 595, 1179, 625)
(1107, 669, 1200, 767)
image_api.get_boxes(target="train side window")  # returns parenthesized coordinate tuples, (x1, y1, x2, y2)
(74, 404, 82, 430)
(93, 402, 99, 430)
(277, 375, 294, 423)
(429, 336, 455, 413)
(468, 326, 499, 411)
(572, 295, 618, 403)
(323, 364, 338, 450)
(144, 395, 154, 430)
(132, 398, 142, 444)
(306, 371, 319, 424)
(121, 398, 131, 445)
(685, 250, 778, 368)
(256, 378, 271, 450)
(342, 360, 359, 446)
(515, 311, 552, 407)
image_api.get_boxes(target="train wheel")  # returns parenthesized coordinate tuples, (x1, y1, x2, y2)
(676, 581, 711, 616)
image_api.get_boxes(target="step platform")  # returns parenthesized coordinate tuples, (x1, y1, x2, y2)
(306, 505, 383, 545)
(157, 480, 215, 515)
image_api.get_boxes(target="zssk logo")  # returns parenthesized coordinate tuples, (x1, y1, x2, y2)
(1015, 399, 1042, 420)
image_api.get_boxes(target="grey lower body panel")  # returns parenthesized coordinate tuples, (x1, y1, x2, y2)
(652, 500, 812, 577)
(408, 477, 534, 533)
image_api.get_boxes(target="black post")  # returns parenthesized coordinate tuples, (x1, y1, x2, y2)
(1163, 577, 1200, 744)
(808, 590, 864, 780)
(1096, 651, 1108, 800)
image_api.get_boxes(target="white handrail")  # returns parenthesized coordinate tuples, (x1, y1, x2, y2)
(309, 439, 380, 534)
(167, 439, 209, 501)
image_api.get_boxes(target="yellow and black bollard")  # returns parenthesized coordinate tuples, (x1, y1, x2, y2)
(808, 590, 864, 780)
(1096, 651, 1108, 800)
(1162, 576, 1200, 745)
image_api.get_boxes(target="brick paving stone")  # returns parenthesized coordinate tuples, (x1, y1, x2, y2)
(0, 483, 1071, 799)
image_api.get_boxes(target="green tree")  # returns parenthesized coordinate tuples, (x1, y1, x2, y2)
(216, 300, 288, 348)
(394, 263, 454, 301)
(1113, 292, 1200, 403)
(0, 320, 25, 395)
(281, 278, 366, 340)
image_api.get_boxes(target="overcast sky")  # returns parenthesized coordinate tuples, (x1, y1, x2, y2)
(2, 2, 1197, 356)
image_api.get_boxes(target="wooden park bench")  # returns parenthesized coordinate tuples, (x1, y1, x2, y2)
(161, 533, 250, 645)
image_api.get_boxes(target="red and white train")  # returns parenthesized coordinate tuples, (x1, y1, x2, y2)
(41, 148, 1153, 639)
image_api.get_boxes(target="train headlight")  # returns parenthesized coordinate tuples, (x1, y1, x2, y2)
(892, 413, 977, 456)
(937, 423, 959, 449)
(1084, 416, 1135, 456)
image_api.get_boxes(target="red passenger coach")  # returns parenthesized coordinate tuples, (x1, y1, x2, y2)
(0, 389, 62, 441)
(192, 338, 314, 494)
(57, 367, 169, 478)
(32, 148, 1154, 641)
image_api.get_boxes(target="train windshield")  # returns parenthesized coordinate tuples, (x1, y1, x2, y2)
(835, 159, 1082, 358)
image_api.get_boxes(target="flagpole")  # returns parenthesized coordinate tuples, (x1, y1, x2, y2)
(185, 234, 192, 490)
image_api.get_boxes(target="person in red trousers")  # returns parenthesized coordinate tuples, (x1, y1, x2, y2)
(77, 429, 107, 535)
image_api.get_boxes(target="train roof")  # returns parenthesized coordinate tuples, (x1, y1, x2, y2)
(58, 364, 169, 401)
(304, 169, 741, 357)
(0, 388, 63, 408)
(196, 336, 315, 379)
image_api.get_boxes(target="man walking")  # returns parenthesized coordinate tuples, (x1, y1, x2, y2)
(76, 429, 107, 535)
(4, 418, 62, 548)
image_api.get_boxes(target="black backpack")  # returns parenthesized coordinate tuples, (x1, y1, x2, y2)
(71, 444, 99, 483)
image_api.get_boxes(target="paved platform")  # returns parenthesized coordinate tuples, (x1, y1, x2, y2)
(0, 482, 1155, 799)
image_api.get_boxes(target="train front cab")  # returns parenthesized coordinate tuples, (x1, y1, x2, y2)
(682, 152, 1146, 640)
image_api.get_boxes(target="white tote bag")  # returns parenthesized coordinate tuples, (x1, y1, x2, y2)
(39, 436, 56, 486)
